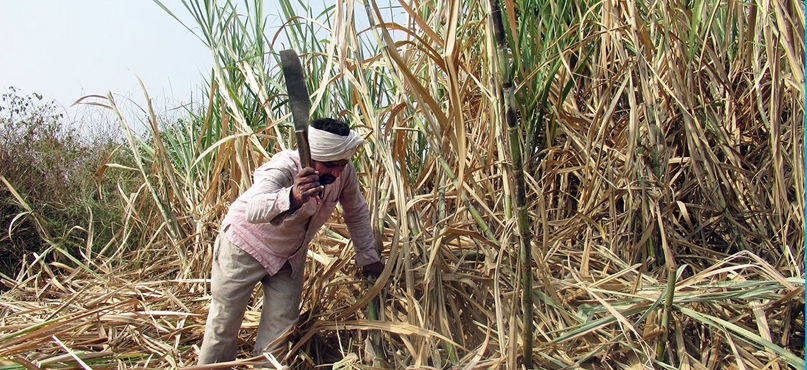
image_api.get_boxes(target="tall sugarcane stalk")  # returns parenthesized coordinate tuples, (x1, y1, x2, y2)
(487, 0, 533, 366)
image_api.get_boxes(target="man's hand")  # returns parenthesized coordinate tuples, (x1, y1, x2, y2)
(362, 261, 384, 279)
(290, 167, 323, 210)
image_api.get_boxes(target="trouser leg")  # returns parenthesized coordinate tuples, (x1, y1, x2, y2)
(198, 235, 268, 364)
(252, 262, 304, 357)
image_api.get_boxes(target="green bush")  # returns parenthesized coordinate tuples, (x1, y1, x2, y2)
(0, 87, 132, 278)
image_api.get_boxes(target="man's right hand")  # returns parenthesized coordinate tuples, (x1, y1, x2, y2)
(290, 167, 323, 210)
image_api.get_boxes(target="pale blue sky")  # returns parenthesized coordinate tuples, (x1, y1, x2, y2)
(0, 0, 402, 119)
(0, 1, 213, 111)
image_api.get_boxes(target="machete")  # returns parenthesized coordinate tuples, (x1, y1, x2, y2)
(279, 49, 312, 168)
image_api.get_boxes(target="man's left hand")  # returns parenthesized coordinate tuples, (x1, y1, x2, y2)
(362, 261, 384, 279)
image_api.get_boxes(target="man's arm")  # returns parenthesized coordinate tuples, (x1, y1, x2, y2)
(339, 164, 382, 271)
(242, 154, 321, 224)
(242, 167, 296, 223)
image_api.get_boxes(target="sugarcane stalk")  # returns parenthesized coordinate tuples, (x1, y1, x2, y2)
(487, 0, 534, 366)
(365, 277, 385, 367)
(655, 209, 677, 363)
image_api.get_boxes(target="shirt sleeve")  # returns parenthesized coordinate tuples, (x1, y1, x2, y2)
(339, 164, 381, 267)
(243, 153, 315, 224)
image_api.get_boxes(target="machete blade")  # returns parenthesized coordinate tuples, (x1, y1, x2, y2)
(279, 49, 312, 168)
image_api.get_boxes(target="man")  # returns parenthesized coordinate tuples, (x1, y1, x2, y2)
(198, 117, 384, 365)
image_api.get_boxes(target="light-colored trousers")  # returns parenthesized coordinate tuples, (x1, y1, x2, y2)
(197, 234, 303, 364)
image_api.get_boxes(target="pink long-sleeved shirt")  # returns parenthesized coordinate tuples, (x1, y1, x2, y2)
(221, 150, 380, 278)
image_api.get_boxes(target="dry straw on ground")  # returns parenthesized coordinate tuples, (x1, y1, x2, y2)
(1, 0, 804, 368)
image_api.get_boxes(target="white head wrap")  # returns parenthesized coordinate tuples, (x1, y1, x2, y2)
(308, 126, 366, 162)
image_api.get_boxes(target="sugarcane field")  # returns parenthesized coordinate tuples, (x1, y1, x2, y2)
(0, 0, 804, 369)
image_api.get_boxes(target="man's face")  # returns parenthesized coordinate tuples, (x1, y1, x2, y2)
(313, 159, 349, 185)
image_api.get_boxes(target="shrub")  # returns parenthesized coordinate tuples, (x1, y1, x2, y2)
(0, 87, 130, 278)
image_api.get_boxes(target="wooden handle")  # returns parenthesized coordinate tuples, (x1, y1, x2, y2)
(296, 129, 312, 168)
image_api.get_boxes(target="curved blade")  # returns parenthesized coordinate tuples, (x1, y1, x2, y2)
(279, 49, 312, 167)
